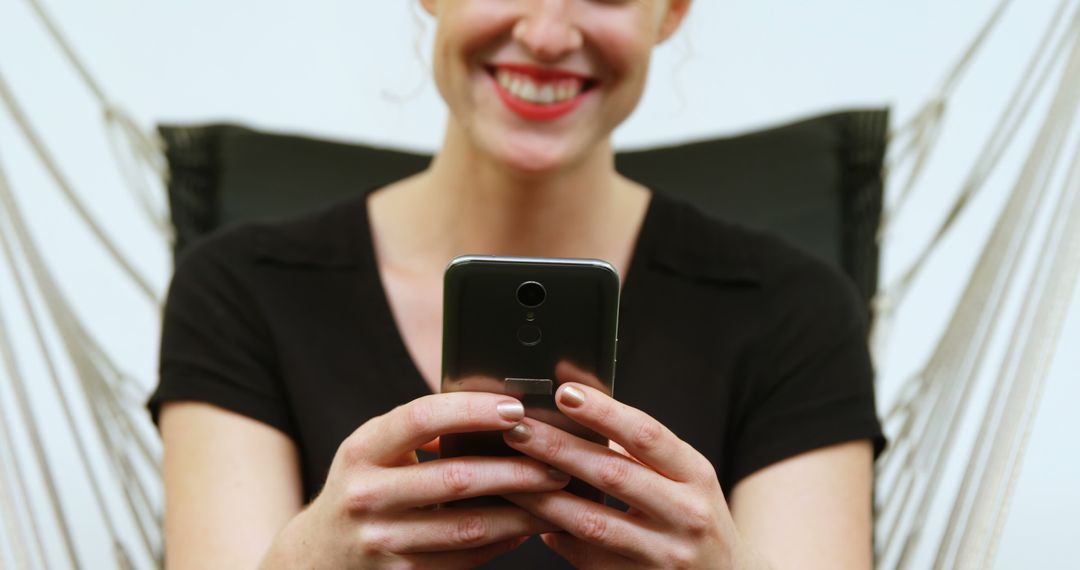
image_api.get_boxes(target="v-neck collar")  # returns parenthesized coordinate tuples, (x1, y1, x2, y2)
(247, 187, 765, 403)
(355, 189, 666, 400)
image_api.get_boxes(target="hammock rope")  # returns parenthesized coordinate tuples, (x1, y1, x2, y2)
(938, 82, 1080, 570)
(880, 0, 1080, 312)
(25, 0, 172, 238)
(0, 202, 129, 562)
(0, 70, 160, 306)
(0, 310, 47, 570)
(876, 23, 1080, 567)
(882, 0, 1018, 219)
(872, 0, 1080, 434)
(0, 157, 160, 566)
(0, 166, 80, 569)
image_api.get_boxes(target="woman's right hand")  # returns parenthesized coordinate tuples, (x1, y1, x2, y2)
(259, 392, 571, 569)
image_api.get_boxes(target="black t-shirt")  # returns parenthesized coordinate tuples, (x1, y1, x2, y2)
(148, 190, 885, 568)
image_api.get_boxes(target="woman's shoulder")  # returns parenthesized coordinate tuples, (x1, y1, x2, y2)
(174, 193, 372, 276)
(646, 191, 859, 301)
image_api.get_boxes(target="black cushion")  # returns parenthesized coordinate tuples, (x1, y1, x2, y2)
(159, 109, 887, 309)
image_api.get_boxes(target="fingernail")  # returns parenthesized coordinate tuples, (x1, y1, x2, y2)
(559, 385, 586, 408)
(498, 400, 525, 421)
(505, 423, 531, 442)
(547, 468, 571, 480)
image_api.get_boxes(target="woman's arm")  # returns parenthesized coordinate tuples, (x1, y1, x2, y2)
(729, 440, 875, 570)
(160, 401, 304, 569)
(160, 393, 577, 569)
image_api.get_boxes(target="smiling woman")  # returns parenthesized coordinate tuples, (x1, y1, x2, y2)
(149, 1, 884, 568)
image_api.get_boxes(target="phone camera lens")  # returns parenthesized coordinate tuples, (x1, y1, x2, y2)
(516, 281, 546, 308)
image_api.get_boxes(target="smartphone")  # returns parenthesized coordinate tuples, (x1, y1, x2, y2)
(439, 255, 620, 505)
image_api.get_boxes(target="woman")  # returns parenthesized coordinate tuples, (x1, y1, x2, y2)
(150, 0, 885, 568)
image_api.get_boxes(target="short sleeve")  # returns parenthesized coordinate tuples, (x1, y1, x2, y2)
(146, 230, 297, 438)
(729, 258, 886, 486)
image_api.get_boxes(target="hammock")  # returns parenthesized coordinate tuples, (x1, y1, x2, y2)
(0, 0, 1077, 567)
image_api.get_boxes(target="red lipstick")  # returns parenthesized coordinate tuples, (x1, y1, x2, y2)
(488, 64, 596, 122)
(494, 63, 591, 82)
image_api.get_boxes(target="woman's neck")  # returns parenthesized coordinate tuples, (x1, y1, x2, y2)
(369, 119, 650, 277)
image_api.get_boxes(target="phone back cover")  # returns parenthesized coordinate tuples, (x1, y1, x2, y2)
(440, 256, 620, 503)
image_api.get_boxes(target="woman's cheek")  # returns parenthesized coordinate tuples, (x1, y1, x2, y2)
(432, 6, 523, 113)
(453, 2, 519, 58)
(585, 14, 656, 90)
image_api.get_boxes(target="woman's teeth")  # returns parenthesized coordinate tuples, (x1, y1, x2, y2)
(495, 69, 584, 105)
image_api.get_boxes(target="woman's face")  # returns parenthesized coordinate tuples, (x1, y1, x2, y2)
(421, 0, 691, 175)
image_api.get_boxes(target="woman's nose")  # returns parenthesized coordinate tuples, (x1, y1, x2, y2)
(512, 0, 584, 61)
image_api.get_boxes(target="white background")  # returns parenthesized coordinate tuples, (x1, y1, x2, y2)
(0, 0, 1077, 568)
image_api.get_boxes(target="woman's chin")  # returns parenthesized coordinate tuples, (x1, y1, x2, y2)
(489, 141, 583, 178)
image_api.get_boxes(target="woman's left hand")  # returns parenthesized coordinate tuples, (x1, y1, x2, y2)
(500, 363, 767, 569)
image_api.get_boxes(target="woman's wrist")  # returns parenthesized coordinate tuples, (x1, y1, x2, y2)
(258, 504, 321, 570)
(730, 535, 773, 570)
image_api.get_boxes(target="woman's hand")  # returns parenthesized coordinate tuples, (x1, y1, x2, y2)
(500, 363, 769, 569)
(260, 392, 572, 569)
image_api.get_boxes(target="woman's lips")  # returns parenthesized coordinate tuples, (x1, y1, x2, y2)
(486, 64, 598, 122)
(493, 62, 592, 82)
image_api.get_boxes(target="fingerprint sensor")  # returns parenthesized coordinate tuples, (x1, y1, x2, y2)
(516, 324, 542, 346)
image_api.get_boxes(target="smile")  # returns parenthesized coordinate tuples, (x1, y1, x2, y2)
(486, 63, 598, 122)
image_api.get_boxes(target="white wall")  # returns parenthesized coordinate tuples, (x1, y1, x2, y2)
(0, 0, 1076, 568)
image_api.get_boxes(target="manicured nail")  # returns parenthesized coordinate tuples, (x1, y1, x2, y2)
(506, 423, 531, 442)
(547, 468, 571, 480)
(498, 400, 525, 421)
(559, 385, 586, 408)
